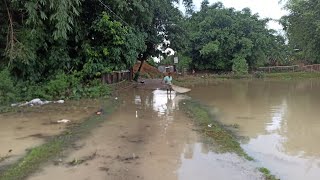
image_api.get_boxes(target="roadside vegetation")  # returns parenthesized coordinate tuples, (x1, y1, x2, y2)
(180, 100, 253, 160)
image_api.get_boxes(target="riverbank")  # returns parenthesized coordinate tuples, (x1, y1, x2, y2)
(173, 72, 320, 87)
(0, 98, 118, 180)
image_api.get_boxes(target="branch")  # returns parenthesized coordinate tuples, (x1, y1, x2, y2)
(4, 0, 15, 53)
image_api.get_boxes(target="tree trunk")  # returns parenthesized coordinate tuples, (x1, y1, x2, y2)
(133, 59, 145, 81)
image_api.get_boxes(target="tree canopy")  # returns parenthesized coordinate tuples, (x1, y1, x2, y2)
(0, 0, 294, 81)
(281, 0, 320, 64)
(0, 0, 191, 81)
(184, 3, 286, 72)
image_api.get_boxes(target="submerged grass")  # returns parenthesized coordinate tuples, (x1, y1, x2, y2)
(0, 99, 118, 180)
(180, 99, 280, 180)
(180, 100, 253, 160)
(259, 168, 280, 180)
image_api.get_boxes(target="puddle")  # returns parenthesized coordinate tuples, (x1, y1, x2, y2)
(28, 88, 261, 180)
(178, 143, 260, 180)
(190, 79, 320, 180)
(0, 100, 100, 166)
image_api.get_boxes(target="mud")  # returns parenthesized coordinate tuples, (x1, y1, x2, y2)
(0, 100, 100, 167)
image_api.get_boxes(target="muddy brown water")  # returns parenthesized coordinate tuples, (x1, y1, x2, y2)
(27, 88, 262, 180)
(0, 100, 101, 167)
(189, 79, 320, 180)
(5, 79, 318, 180)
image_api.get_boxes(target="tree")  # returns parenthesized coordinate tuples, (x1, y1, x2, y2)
(0, 0, 194, 82)
(184, 3, 286, 72)
(281, 0, 320, 63)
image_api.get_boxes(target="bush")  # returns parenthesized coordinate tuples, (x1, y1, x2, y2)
(254, 71, 266, 79)
(45, 73, 70, 99)
(0, 68, 16, 104)
(232, 56, 249, 75)
(0, 69, 111, 106)
(176, 54, 192, 72)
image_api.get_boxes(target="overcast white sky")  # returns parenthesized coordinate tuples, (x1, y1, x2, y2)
(182, 0, 288, 31)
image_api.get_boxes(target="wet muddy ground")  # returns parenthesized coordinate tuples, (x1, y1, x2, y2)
(0, 100, 101, 167)
(26, 88, 262, 180)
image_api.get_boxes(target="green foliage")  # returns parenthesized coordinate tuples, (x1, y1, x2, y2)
(232, 56, 249, 75)
(282, 0, 320, 63)
(0, 68, 16, 104)
(259, 167, 280, 180)
(253, 71, 266, 79)
(1, 0, 196, 83)
(45, 73, 70, 99)
(84, 12, 146, 76)
(185, 4, 286, 71)
(176, 54, 192, 71)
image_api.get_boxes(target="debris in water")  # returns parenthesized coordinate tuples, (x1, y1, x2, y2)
(54, 100, 65, 104)
(208, 124, 213, 128)
(115, 97, 118, 100)
(136, 111, 138, 118)
(96, 109, 103, 115)
(11, 98, 63, 107)
(57, 119, 71, 123)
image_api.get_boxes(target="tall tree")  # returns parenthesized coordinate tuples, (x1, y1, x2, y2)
(185, 3, 286, 73)
(281, 0, 320, 63)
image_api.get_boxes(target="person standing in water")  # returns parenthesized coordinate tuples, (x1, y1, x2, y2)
(162, 72, 173, 94)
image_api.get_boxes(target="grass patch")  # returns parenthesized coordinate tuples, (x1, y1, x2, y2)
(259, 167, 280, 180)
(173, 72, 320, 87)
(0, 99, 118, 180)
(180, 100, 253, 160)
(264, 72, 320, 80)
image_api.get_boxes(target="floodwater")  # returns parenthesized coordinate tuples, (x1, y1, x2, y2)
(28, 88, 262, 180)
(0, 100, 101, 167)
(190, 79, 320, 180)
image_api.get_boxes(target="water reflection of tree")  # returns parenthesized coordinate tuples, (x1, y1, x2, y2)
(280, 81, 320, 158)
(190, 80, 320, 158)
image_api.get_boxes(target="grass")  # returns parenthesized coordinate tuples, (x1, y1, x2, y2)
(180, 100, 253, 160)
(173, 71, 320, 88)
(180, 100, 280, 180)
(264, 72, 320, 80)
(259, 168, 280, 180)
(0, 99, 118, 180)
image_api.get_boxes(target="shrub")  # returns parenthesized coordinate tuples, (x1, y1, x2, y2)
(45, 73, 70, 99)
(0, 68, 16, 104)
(254, 71, 266, 79)
(232, 56, 249, 75)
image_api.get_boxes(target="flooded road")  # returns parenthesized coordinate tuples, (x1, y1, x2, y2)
(0, 100, 100, 167)
(28, 88, 262, 180)
(190, 79, 320, 180)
